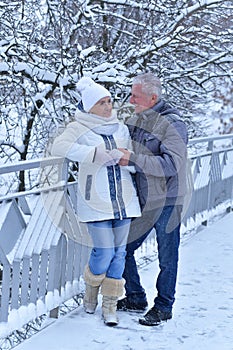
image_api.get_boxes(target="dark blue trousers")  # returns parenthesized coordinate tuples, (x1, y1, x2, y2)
(123, 205, 182, 312)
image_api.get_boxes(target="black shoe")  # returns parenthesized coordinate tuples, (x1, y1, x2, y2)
(139, 306, 172, 326)
(117, 297, 148, 312)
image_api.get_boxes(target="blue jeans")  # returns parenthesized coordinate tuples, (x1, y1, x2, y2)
(123, 206, 182, 312)
(87, 218, 131, 279)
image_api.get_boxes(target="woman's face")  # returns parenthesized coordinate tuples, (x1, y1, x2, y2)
(89, 96, 112, 118)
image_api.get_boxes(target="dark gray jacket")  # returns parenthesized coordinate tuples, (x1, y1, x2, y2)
(127, 100, 188, 210)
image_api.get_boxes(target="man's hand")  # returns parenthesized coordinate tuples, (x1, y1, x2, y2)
(118, 148, 131, 166)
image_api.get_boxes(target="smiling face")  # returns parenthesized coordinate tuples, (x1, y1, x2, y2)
(89, 96, 113, 118)
(129, 84, 157, 113)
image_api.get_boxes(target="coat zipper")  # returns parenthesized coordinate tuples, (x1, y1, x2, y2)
(106, 135, 123, 220)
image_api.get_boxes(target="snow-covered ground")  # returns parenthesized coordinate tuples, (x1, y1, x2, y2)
(15, 211, 233, 350)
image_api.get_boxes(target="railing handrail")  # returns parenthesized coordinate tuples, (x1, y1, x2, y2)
(0, 156, 70, 202)
(0, 134, 233, 175)
(189, 146, 233, 160)
(0, 156, 64, 175)
(0, 134, 232, 201)
(0, 180, 79, 202)
(188, 133, 233, 145)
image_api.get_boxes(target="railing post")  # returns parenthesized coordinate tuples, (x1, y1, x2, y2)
(207, 140, 213, 151)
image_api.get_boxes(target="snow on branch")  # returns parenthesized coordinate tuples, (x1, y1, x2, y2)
(166, 0, 225, 33)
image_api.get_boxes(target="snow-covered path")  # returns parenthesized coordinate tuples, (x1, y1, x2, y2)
(15, 212, 233, 350)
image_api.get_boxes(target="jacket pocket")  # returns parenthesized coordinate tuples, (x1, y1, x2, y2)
(143, 133, 161, 154)
(148, 176, 167, 197)
(85, 175, 92, 200)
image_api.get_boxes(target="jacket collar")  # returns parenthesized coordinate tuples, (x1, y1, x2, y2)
(152, 99, 181, 116)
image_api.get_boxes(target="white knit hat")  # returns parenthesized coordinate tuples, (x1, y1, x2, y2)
(76, 77, 111, 112)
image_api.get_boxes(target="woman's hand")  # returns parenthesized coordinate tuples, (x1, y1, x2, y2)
(94, 147, 124, 166)
(117, 148, 131, 166)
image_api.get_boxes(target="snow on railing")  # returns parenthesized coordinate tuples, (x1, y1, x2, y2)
(0, 134, 233, 341)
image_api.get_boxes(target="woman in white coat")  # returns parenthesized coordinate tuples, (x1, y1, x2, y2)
(51, 77, 141, 326)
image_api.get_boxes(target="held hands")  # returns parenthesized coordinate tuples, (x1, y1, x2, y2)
(94, 147, 124, 166)
(117, 148, 131, 166)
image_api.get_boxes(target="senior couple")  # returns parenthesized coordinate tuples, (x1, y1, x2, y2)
(51, 72, 188, 327)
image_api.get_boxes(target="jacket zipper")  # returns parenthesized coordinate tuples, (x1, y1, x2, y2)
(106, 136, 123, 220)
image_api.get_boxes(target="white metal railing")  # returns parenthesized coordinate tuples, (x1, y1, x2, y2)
(185, 134, 233, 224)
(0, 134, 233, 340)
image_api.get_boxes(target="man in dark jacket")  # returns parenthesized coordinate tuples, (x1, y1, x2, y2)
(117, 72, 188, 326)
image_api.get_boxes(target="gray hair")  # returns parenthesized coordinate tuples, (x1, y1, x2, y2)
(133, 73, 162, 100)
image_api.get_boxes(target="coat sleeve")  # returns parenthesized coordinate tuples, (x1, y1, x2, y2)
(51, 122, 96, 163)
(129, 120, 188, 177)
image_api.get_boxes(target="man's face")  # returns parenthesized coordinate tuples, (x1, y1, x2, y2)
(129, 84, 157, 113)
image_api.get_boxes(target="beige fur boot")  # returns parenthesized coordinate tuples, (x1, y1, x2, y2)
(83, 265, 105, 314)
(100, 277, 124, 326)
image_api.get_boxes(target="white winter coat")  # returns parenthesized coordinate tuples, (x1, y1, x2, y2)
(51, 110, 141, 222)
